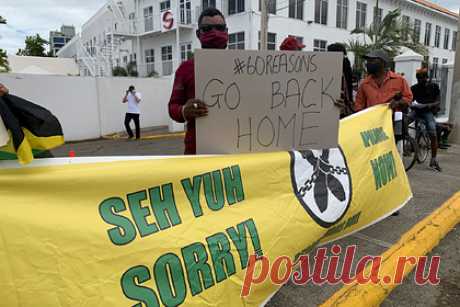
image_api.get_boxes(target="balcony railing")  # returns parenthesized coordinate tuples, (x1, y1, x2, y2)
(110, 8, 201, 36)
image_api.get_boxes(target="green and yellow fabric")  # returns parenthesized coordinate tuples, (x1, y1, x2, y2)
(0, 94, 64, 164)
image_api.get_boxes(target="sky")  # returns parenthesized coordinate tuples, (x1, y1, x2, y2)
(0, 0, 459, 55)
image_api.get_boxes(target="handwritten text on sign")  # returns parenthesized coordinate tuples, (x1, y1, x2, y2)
(195, 49, 343, 154)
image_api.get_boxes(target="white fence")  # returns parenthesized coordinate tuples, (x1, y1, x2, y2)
(0, 74, 173, 141)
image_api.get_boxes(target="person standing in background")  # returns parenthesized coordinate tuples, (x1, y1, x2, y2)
(327, 43, 354, 118)
(122, 85, 142, 140)
(279, 36, 305, 51)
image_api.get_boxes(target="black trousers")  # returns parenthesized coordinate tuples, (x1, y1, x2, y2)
(124, 113, 140, 139)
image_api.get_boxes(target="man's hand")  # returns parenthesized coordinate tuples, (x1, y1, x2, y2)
(334, 97, 345, 109)
(0, 83, 9, 97)
(182, 99, 208, 121)
(390, 99, 406, 110)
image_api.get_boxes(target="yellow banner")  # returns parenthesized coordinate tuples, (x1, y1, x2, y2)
(0, 105, 411, 307)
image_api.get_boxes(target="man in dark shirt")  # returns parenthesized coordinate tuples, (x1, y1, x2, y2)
(409, 68, 442, 171)
(168, 8, 228, 154)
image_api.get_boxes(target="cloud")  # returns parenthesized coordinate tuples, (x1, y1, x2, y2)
(0, 0, 106, 54)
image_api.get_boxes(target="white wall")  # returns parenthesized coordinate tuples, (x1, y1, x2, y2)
(96, 76, 171, 135)
(0, 73, 173, 141)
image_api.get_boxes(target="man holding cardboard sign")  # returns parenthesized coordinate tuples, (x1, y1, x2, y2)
(168, 8, 228, 154)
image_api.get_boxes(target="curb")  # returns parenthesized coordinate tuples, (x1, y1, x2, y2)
(102, 132, 185, 140)
(320, 191, 460, 307)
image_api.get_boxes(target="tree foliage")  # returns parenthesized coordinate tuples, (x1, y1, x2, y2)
(16, 34, 49, 57)
(0, 15, 8, 72)
(347, 8, 427, 75)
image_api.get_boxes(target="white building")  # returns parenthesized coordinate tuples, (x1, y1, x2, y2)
(57, 0, 458, 77)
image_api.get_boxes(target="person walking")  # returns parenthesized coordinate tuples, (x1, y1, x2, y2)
(122, 85, 142, 140)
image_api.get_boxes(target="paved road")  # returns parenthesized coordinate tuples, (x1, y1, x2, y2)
(52, 137, 460, 306)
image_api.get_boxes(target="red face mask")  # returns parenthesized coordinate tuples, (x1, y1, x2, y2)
(199, 29, 228, 49)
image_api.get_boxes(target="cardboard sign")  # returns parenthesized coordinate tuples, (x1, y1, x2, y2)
(0, 116, 8, 147)
(195, 49, 343, 154)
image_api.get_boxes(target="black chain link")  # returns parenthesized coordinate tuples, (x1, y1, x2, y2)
(298, 164, 348, 197)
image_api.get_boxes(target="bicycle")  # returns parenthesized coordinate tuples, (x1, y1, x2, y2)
(395, 113, 418, 172)
(411, 119, 431, 164)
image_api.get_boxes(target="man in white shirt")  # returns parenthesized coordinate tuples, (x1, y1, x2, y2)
(122, 85, 142, 139)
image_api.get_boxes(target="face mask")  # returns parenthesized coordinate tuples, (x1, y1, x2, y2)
(199, 29, 228, 49)
(366, 62, 383, 75)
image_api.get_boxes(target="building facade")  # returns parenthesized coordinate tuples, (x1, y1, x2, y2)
(57, 0, 458, 77)
(50, 25, 76, 56)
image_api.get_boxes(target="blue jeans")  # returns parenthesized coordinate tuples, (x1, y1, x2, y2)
(408, 111, 437, 136)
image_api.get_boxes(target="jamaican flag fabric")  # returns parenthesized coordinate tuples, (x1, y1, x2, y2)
(0, 94, 64, 164)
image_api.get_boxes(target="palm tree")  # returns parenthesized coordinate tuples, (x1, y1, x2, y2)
(347, 8, 427, 75)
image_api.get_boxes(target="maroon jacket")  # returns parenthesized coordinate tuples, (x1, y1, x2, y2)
(168, 59, 196, 154)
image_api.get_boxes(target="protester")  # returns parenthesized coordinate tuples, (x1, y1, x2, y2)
(0, 83, 9, 97)
(122, 85, 142, 140)
(168, 8, 228, 154)
(409, 68, 442, 171)
(354, 50, 413, 217)
(355, 50, 413, 112)
(279, 36, 305, 51)
(327, 43, 354, 117)
(0, 82, 63, 163)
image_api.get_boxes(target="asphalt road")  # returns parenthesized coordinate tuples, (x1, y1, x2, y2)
(51, 135, 460, 306)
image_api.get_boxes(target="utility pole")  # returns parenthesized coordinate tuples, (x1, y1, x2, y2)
(260, 0, 269, 50)
(449, 10, 460, 143)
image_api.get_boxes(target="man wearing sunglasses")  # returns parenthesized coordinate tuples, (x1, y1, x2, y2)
(168, 8, 228, 155)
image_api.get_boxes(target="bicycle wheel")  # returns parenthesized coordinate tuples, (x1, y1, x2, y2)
(417, 134, 430, 163)
(396, 136, 417, 171)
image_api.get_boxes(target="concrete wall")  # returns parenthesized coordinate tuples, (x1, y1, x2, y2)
(8, 55, 79, 75)
(0, 73, 172, 141)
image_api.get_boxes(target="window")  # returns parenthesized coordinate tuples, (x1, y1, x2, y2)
(289, 0, 303, 20)
(315, 0, 328, 25)
(123, 56, 128, 64)
(424, 23, 432, 46)
(355, 2, 367, 30)
(402, 15, 410, 40)
(202, 0, 216, 9)
(413, 19, 421, 43)
(179, 0, 192, 24)
(453, 31, 457, 51)
(260, 0, 276, 14)
(53, 37, 65, 44)
(267, 32, 276, 50)
(145, 49, 155, 74)
(258, 32, 276, 50)
(442, 58, 448, 64)
(229, 32, 245, 49)
(444, 28, 450, 50)
(180, 42, 192, 62)
(144, 6, 153, 32)
(161, 45, 173, 76)
(129, 53, 137, 65)
(313, 39, 327, 51)
(373, 7, 382, 25)
(336, 0, 348, 29)
(434, 25, 441, 48)
(229, 0, 245, 15)
(160, 1, 171, 12)
(432, 57, 439, 79)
